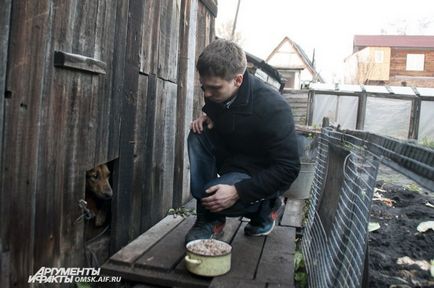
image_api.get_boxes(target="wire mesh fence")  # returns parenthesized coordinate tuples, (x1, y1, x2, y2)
(302, 127, 380, 287)
(302, 124, 433, 287)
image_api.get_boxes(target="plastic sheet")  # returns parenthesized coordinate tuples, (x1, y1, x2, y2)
(364, 98, 412, 139)
(312, 94, 337, 126)
(336, 96, 358, 130)
(419, 101, 434, 141)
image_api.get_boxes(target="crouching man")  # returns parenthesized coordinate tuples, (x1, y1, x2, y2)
(186, 39, 300, 243)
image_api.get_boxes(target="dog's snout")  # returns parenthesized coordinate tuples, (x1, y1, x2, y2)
(104, 184, 113, 199)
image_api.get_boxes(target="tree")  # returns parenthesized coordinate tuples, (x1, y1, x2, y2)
(380, 17, 434, 35)
(216, 20, 244, 45)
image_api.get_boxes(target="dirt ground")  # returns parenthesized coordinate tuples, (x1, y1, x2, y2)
(368, 177, 434, 288)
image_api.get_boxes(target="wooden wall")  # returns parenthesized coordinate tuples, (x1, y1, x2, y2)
(282, 89, 309, 125)
(0, 0, 216, 286)
(390, 48, 434, 78)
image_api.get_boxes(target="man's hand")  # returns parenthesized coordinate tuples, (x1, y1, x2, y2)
(201, 184, 239, 213)
(190, 114, 214, 134)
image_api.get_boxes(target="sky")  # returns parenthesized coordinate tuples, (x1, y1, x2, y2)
(215, 0, 434, 82)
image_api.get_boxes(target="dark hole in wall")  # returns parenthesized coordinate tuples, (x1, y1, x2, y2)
(83, 158, 118, 267)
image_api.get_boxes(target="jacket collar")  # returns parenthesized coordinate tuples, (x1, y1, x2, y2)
(203, 71, 253, 116)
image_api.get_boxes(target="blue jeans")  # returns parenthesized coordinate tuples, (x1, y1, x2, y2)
(188, 128, 274, 221)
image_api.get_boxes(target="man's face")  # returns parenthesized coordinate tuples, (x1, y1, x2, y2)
(200, 74, 243, 103)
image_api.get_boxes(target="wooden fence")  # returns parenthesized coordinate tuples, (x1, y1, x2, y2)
(282, 89, 309, 125)
(0, 0, 217, 286)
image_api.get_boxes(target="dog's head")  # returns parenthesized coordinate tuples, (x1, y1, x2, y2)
(86, 164, 113, 200)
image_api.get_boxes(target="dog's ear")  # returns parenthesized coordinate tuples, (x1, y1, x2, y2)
(86, 168, 97, 179)
(101, 164, 110, 177)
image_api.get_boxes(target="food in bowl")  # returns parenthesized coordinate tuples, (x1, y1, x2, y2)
(186, 239, 231, 256)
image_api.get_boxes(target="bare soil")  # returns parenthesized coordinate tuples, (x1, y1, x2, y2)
(368, 181, 434, 288)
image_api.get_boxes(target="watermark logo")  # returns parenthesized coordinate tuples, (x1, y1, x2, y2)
(28, 267, 122, 284)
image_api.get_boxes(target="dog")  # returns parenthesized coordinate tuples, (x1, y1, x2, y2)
(85, 164, 113, 228)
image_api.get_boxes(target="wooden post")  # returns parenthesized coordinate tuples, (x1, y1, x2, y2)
(322, 117, 329, 128)
(307, 90, 314, 126)
(356, 92, 367, 130)
(408, 97, 421, 139)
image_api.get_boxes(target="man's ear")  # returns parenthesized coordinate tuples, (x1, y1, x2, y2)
(234, 74, 243, 88)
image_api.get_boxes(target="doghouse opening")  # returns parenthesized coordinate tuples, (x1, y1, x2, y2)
(83, 158, 118, 268)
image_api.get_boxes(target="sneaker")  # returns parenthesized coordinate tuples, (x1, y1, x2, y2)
(185, 217, 225, 244)
(244, 197, 285, 236)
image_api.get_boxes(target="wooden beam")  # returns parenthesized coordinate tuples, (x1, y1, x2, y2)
(335, 130, 434, 190)
(280, 199, 305, 228)
(306, 90, 314, 126)
(255, 226, 296, 284)
(53, 50, 106, 74)
(199, 0, 217, 17)
(408, 97, 421, 139)
(356, 92, 367, 130)
(109, 215, 185, 266)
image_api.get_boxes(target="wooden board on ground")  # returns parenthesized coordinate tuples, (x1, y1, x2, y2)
(280, 199, 305, 228)
(209, 278, 267, 288)
(255, 226, 296, 284)
(102, 199, 299, 288)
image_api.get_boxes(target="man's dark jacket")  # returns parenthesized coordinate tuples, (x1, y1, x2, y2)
(202, 71, 300, 204)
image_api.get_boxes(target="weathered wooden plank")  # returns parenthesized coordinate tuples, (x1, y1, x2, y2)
(267, 282, 294, 288)
(146, 79, 178, 223)
(101, 262, 210, 288)
(0, 1, 12, 285)
(135, 216, 195, 270)
(111, 0, 144, 253)
(141, 73, 158, 230)
(4, 0, 53, 285)
(1, 250, 10, 288)
(255, 226, 295, 284)
(32, 0, 67, 272)
(139, 0, 158, 74)
(157, 0, 181, 82)
(130, 74, 149, 239)
(192, 2, 208, 119)
(109, 215, 185, 265)
(173, 0, 190, 207)
(54, 50, 106, 74)
(93, 0, 119, 165)
(220, 222, 265, 280)
(107, 0, 127, 162)
(40, 0, 86, 273)
(280, 199, 305, 228)
(285, 102, 308, 108)
(220, 217, 243, 243)
(210, 278, 266, 288)
(199, 0, 217, 17)
(180, 0, 199, 205)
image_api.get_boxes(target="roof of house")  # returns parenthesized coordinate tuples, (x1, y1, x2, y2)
(353, 35, 434, 50)
(266, 36, 324, 82)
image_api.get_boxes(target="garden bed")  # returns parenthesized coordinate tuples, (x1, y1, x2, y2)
(368, 181, 434, 287)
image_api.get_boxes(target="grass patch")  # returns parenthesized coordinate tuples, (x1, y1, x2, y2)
(76, 282, 92, 288)
(420, 137, 434, 149)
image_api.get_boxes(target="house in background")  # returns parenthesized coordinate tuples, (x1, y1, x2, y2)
(344, 35, 434, 87)
(266, 36, 323, 90)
